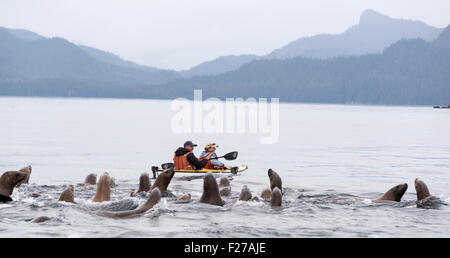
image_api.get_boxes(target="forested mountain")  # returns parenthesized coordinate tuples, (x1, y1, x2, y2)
(159, 28, 450, 105)
(0, 27, 179, 87)
(180, 9, 443, 77)
(1, 18, 449, 105)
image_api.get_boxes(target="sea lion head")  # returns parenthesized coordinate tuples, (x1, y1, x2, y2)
(16, 166, 32, 186)
(268, 169, 282, 192)
(93, 172, 111, 202)
(176, 193, 192, 203)
(260, 188, 272, 201)
(0, 171, 27, 196)
(151, 167, 175, 194)
(239, 185, 252, 201)
(84, 174, 97, 185)
(32, 216, 50, 223)
(415, 178, 431, 201)
(219, 176, 230, 188)
(270, 187, 282, 207)
(219, 176, 231, 196)
(138, 173, 151, 192)
(59, 185, 75, 203)
(378, 183, 408, 202)
(200, 173, 223, 206)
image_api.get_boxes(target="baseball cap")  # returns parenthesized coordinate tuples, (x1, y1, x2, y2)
(184, 141, 197, 147)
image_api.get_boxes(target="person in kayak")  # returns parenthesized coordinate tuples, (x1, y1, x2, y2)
(199, 143, 225, 169)
(174, 141, 208, 170)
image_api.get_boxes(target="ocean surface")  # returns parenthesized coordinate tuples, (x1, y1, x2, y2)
(1, 97, 449, 238)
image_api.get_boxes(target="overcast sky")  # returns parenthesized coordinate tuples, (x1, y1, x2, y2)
(1, 0, 449, 70)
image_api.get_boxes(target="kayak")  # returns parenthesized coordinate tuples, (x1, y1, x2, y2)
(151, 165, 248, 178)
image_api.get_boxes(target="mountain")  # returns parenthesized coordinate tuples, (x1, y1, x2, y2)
(1, 19, 449, 105)
(0, 27, 180, 96)
(433, 25, 450, 50)
(157, 32, 450, 105)
(180, 9, 443, 77)
(3, 26, 174, 74)
(5, 28, 44, 41)
(180, 55, 259, 77)
(78, 45, 163, 73)
(269, 9, 442, 59)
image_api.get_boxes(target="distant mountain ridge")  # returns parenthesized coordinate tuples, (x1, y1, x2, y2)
(180, 9, 443, 77)
(1, 12, 449, 105)
(0, 27, 179, 88)
(3, 27, 173, 75)
(433, 25, 450, 50)
(157, 25, 450, 105)
(179, 54, 259, 77)
(269, 9, 442, 59)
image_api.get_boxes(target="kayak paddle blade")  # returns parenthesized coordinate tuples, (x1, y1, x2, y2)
(223, 151, 238, 160)
(161, 163, 174, 169)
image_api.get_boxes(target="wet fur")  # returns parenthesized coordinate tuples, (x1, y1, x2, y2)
(98, 188, 161, 218)
(372, 183, 408, 203)
(239, 185, 252, 201)
(150, 168, 175, 194)
(84, 174, 97, 185)
(0, 171, 27, 197)
(268, 169, 282, 192)
(270, 187, 282, 207)
(59, 185, 75, 203)
(16, 166, 32, 187)
(219, 176, 231, 196)
(200, 173, 224, 206)
(93, 173, 111, 202)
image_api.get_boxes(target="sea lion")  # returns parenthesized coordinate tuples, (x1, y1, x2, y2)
(200, 173, 224, 206)
(150, 168, 175, 194)
(268, 169, 282, 192)
(93, 173, 111, 202)
(59, 185, 75, 203)
(372, 183, 408, 203)
(0, 171, 27, 203)
(32, 216, 50, 223)
(270, 187, 282, 207)
(176, 193, 192, 203)
(16, 166, 32, 187)
(98, 188, 161, 218)
(219, 176, 231, 197)
(415, 178, 438, 208)
(132, 173, 151, 197)
(29, 193, 41, 198)
(84, 174, 97, 185)
(239, 185, 252, 201)
(261, 188, 272, 201)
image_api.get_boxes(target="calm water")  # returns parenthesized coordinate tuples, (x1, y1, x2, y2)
(1, 97, 449, 238)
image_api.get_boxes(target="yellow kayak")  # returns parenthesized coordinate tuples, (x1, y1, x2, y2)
(151, 165, 248, 178)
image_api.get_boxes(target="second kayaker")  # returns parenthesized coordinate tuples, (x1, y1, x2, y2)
(174, 141, 208, 170)
(199, 143, 225, 169)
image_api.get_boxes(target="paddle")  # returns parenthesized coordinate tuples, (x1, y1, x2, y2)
(158, 151, 237, 172)
(211, 151, 238, 160)
(161, 163, 174, 169)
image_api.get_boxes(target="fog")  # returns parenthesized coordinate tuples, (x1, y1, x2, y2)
(1, 0, 449, 70)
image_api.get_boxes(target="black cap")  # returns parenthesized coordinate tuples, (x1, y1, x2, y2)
(184, 141, 197, 147)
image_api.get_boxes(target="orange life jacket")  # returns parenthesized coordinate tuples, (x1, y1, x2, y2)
(199, 152, 215, 169)
(174, 152, 194, 170)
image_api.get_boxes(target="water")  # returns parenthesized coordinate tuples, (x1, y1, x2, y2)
(1, 97, 450, 238)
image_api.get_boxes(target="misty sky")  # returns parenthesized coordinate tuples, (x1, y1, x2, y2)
(1, 0, 450, 70)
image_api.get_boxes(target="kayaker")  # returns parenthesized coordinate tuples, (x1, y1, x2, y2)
(199, 143, 225, 169)
(174, 141, 208, 170)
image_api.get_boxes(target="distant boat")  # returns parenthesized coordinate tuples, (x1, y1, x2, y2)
(433, 105, 450, 109)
